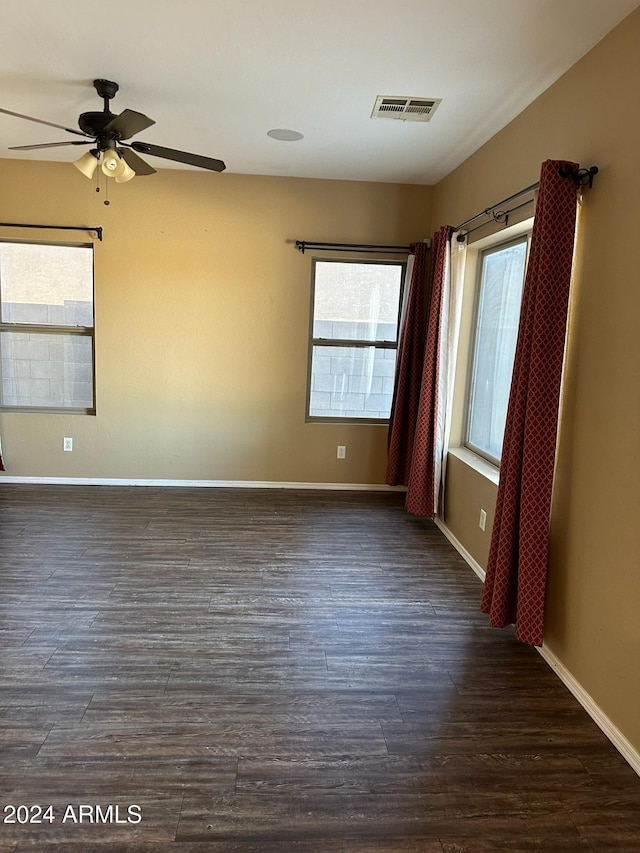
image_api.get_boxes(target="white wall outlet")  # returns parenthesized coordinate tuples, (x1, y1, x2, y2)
(337, 445, 347, 459)
(63, 437, 73, 452)
(479, 508, 487, 531)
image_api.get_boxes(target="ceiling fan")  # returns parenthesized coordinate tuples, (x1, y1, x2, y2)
(0, 78, 226, 183)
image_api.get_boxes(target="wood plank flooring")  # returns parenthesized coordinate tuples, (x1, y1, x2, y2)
(0, 484, 638, 851)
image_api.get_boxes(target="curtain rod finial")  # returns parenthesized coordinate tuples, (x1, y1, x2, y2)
(557, 163, 575, 180)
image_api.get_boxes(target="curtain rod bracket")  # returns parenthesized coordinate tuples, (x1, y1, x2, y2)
(453, 164, 598, 236)
(557, 164, 599, 188)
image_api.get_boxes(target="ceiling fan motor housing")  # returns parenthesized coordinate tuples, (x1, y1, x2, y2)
(78, 111, 117, 138)
(78, 79, 120, 139)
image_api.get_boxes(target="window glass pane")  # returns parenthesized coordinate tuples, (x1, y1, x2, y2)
(1, 331, 93, 409)
(308, 344, 396, 419)
(467, 240, 527, 462)
(0, 242, 93, 327)
(312, 261, 402, 342)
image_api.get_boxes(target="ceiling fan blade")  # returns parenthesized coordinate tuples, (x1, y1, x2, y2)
(119, 146, 157, 176)
(131, 141, 226, 172)
(0, 107, 89, 137)
(9, 140, 94, 151)
(104, 109, 155, 140)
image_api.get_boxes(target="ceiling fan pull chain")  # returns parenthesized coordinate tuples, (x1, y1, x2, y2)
(95, 165, 110, 204)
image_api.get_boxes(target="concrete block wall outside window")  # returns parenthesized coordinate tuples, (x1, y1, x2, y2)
(1, 310, 93, 408)
(309, 324, 397, 418)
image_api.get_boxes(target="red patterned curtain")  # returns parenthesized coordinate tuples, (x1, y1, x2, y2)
(405, 226, 452, 517)
(386, 243, 430, 486)
(481, 160, 579, 646)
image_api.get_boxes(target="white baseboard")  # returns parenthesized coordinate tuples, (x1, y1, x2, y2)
(434, 516, 640, 777)
(537, 644, 640, 776)
(0, 476, 405, 492)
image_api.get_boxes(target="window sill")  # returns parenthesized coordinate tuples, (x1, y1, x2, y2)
(448, 446, 499, 486)
(306, 417, 389, 425)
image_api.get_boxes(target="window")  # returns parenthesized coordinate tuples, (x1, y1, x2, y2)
(307, 259, 405, 422)
(465, 235, 529, 464)
(0, 240, 95, 413)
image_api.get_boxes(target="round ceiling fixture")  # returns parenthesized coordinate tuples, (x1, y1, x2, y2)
(267, 128, 304, 142)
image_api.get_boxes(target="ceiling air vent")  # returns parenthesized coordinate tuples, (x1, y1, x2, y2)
(371, 95, 442, 122)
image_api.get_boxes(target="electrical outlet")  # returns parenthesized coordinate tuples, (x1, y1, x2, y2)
(479, 509, 487, 531)
(63, 437, 73, 452)
(337, 445, 346, 459)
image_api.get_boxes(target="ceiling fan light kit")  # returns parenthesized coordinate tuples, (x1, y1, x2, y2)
(115, 157, 135, 183)
(73, 149, 100, 178)
(1, 78, 226, 197)
(101, 148, 121, 175)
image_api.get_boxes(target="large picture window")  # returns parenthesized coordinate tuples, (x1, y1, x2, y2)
(0, 240, 95, 413)
(465, 235, 529, 464)
(307, 259, 405, 422)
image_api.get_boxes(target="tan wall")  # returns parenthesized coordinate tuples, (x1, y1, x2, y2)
(433, 10, 640, 752)
(0, 160, 431, 484)
(444, 454, 497, 569)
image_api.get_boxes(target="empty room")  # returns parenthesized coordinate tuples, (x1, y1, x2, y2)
(1, 1, 639, 850)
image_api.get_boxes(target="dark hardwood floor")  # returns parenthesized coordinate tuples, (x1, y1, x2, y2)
(0, 484, 638, 852)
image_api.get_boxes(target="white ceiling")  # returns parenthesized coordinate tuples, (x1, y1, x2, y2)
(1, 0, 638, 185)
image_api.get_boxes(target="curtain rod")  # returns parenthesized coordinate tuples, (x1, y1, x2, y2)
(454, 181, 540, 233)
(0, 222, 103, 241)
(455, 198, 534, 242)
(453, 164, 598, 236)
(295, 240, 413, 255)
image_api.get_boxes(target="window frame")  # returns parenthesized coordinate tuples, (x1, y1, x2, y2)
(306, 256, 406, 424)
(0, 238, 96, 415)
(464, 233, 531, 466)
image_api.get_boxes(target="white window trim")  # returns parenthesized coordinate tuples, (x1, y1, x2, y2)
(448, 217, 534, 479)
